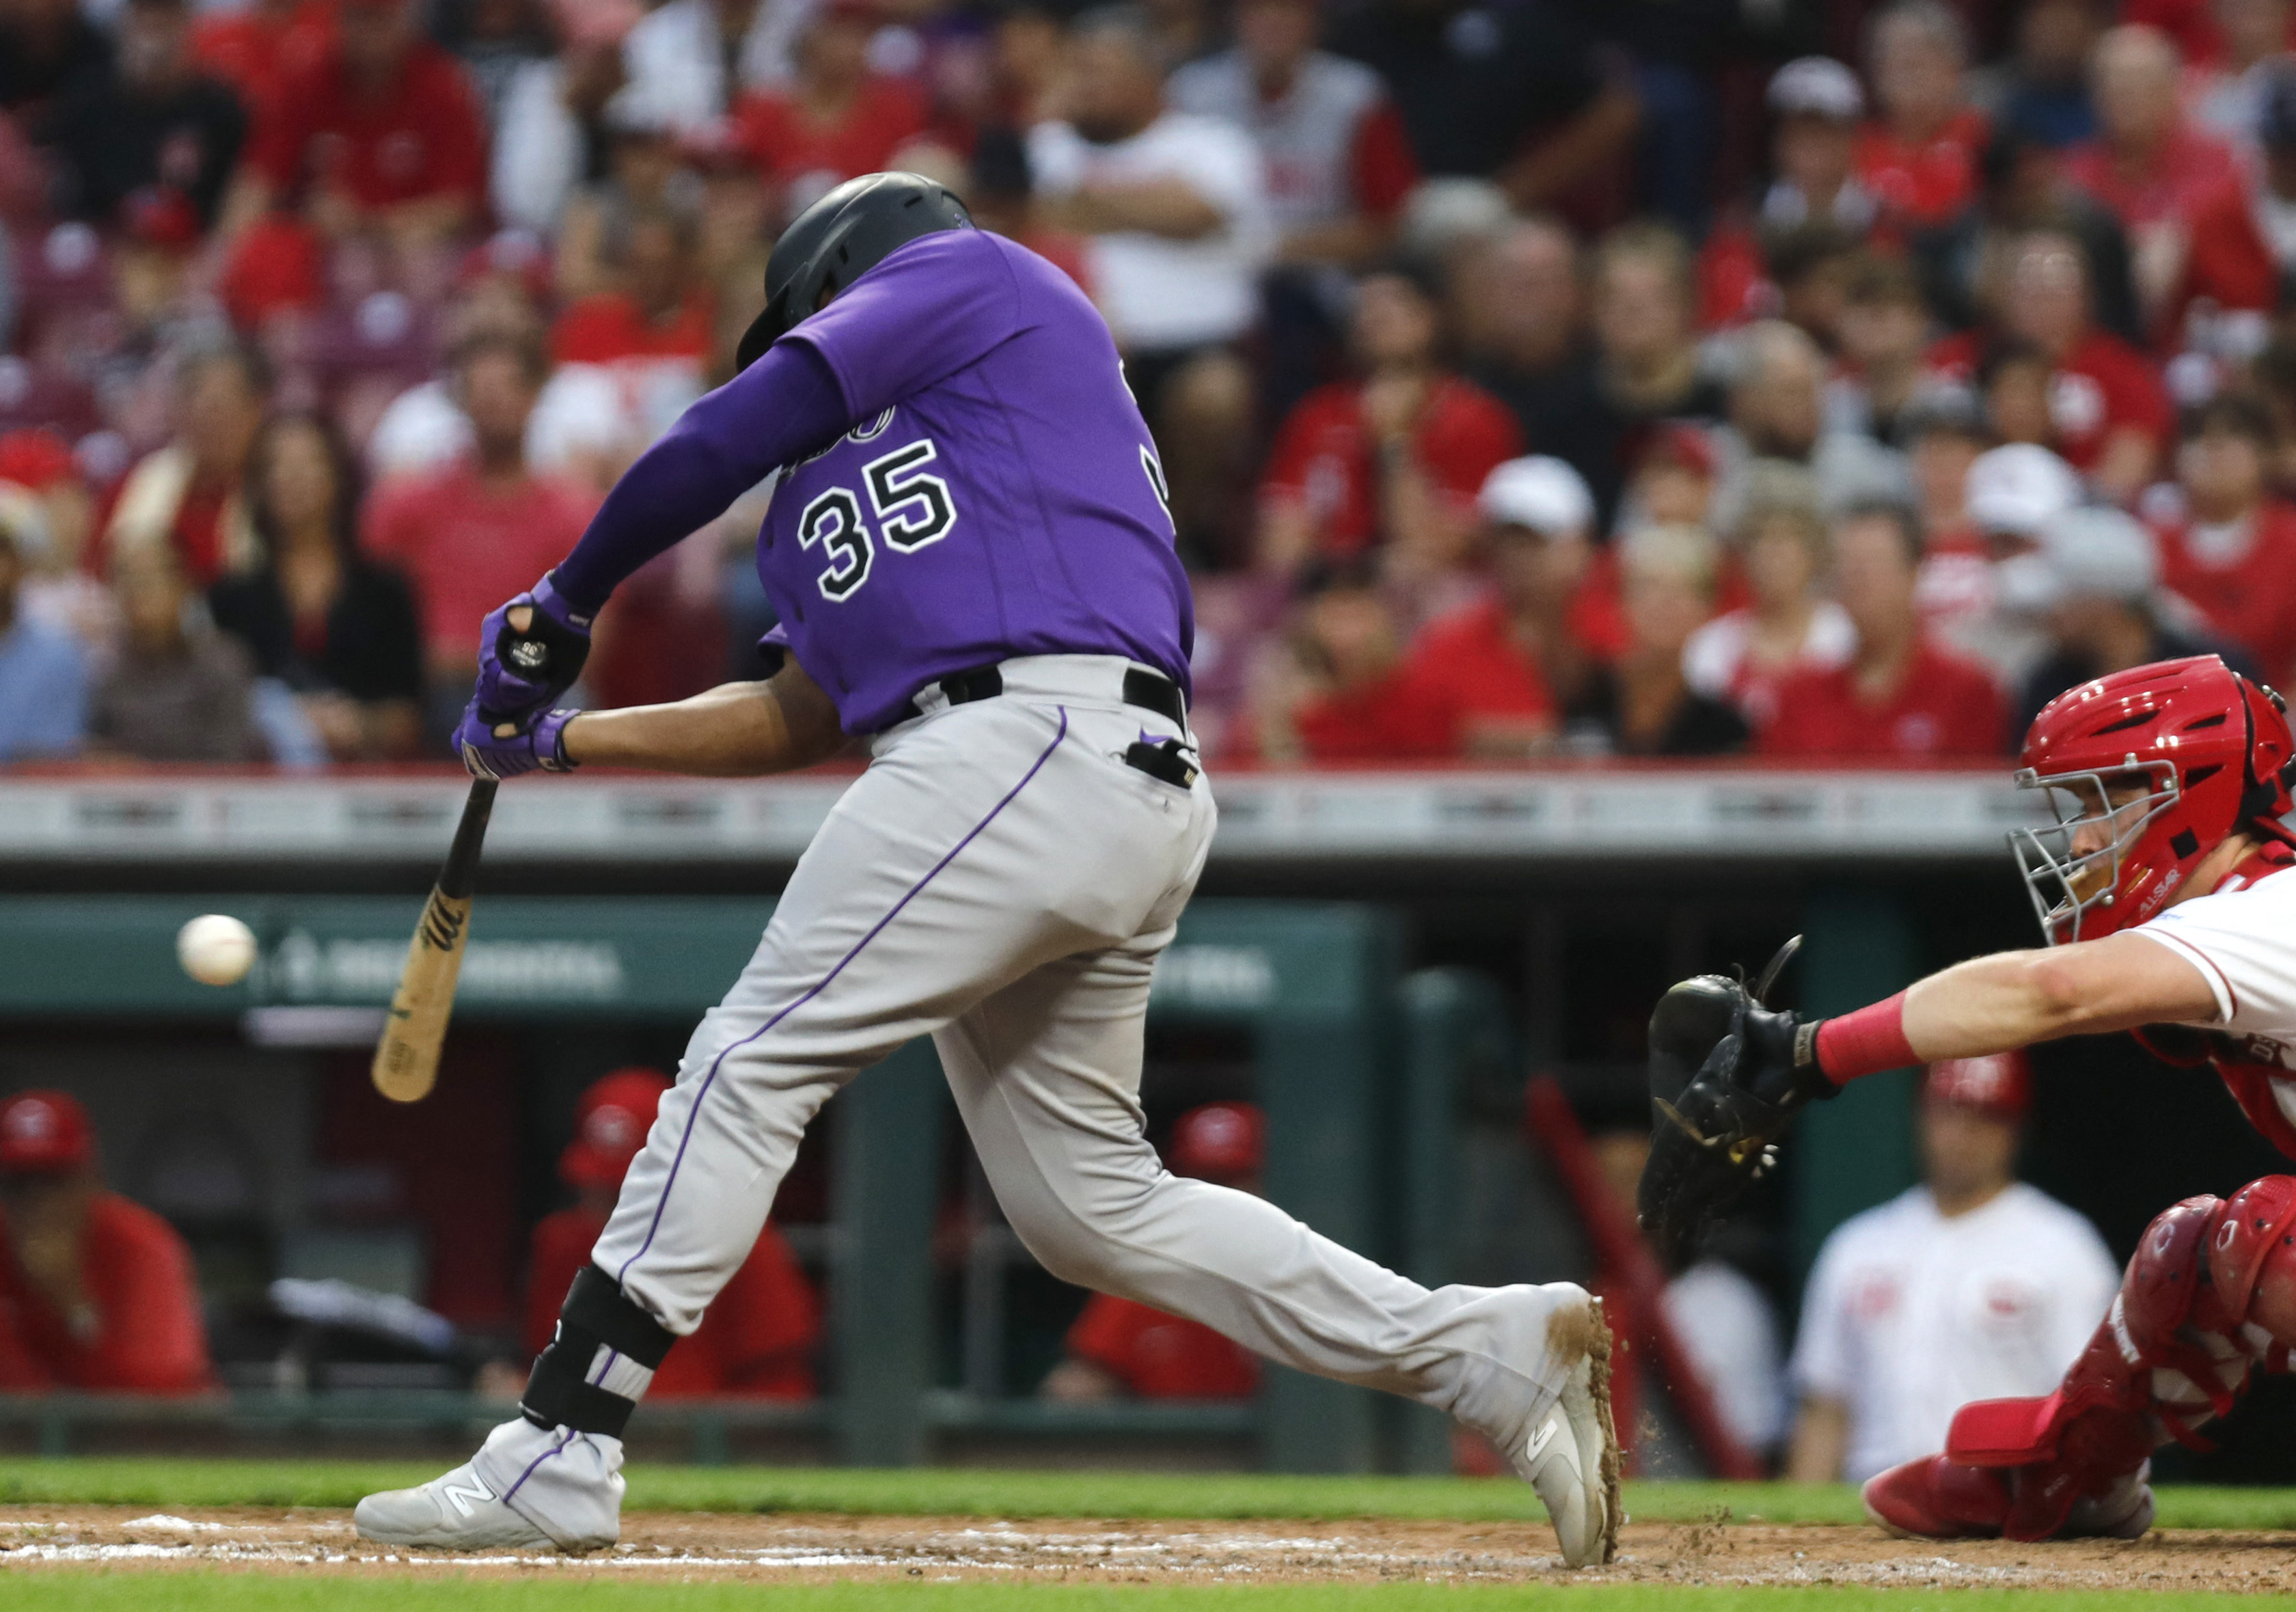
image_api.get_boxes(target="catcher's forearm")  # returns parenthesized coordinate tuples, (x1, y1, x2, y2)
(562, 667, 845, 776)
(1888, 936, 2222, 1065)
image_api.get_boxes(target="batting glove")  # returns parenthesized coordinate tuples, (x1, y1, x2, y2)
(475, 573, 593, 724)
(455, 701, 579, 780)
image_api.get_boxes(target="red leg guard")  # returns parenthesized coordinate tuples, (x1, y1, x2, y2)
(1873, 1179, 2296, 1545)
(1945, 1194, 2247, 1541)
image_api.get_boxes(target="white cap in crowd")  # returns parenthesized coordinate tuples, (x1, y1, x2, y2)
(1479, 456, 1596, 538)
(2034, 506, 2159, 603)
(1965, 444, 2082, 537)
(1767, 56, 1866, 122)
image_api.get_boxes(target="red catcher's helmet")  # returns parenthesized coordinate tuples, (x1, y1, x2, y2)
(2011, 655, 2294, 944)
(1167, 1102, 1265, 1184)
(559, 1068, 672, 1189)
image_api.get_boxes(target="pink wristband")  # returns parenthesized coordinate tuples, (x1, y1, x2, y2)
(1812, 992, 1916, 1084)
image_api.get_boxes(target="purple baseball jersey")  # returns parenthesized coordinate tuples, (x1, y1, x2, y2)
(759, 230, 1194, 733)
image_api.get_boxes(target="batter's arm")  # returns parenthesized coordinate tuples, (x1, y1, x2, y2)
(560, 659, 847, 777)
(1896, 935, 2221, 1057)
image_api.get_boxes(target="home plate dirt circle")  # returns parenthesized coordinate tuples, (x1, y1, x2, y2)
(4, 1506, 2296, 1590)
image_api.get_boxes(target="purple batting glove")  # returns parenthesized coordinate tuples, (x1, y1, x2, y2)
(455, 700, 580, 780)
(475, 572, 594, 724)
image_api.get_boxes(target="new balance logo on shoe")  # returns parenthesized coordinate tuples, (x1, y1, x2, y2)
(440, 1473, 497, 1518)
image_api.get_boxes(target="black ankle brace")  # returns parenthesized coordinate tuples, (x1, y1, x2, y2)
(521, 1265, 678, 1438)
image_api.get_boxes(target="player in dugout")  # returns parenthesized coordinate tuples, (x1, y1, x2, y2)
(523, 1070, 819, 1398)
(1636, 652, 2296, 1542)
(0, 1090, 214, 1394)
(354, 172, 1618, 1567)
(1040, 1102, 1263, 1402)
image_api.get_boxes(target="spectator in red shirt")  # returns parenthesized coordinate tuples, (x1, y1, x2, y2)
(1042, 1104, 1264, 1403)
(1857, 1, 1987, 230)
(192, 0, 332, 130)
(552, 109, 698, 305)
(1244, 561, 1449, 762)
(2175, 62, 2296, 340)
(733, 0, 930, 222)
(363, 328, 599, 723)
(1926, 229, 2171, 501)
(2062, 24, 2241, 315)
(98, 342, 269, 586)
(225, 0, 487, 251)
(1762, 502, 2006, 760)
(1255, 264, 1520, 593)
(1684, 465, 1855, 729)
(1401, 456, 1598, 758)
(1698, 58, 1870, 331)
(2154, 394, 2296, 687)
(1903, 389, 1997, 639)
(522, 1070, 819, 1397)
(0, 1090, 213, 1395)
(551, 206, 714, 370)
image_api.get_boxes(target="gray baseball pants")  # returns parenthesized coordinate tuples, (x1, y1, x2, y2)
(587, 655, 1578, 1449)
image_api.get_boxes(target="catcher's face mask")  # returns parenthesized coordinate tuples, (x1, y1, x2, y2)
(2008, 761, 2179, 944)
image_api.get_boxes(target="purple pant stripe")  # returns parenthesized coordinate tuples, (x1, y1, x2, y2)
(614, 707, 1071, 1289)
(589, 1348, 619, 1386)
(502, 1429, 569, 1503)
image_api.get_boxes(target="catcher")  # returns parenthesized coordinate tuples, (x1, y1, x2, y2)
(1638, 653, 2296, 1540)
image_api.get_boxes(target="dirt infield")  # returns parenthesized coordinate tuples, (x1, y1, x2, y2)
(3, 1505, 2295, 1591)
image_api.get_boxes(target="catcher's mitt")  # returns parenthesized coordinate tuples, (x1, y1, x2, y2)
(1637, 937, 1834, 1267)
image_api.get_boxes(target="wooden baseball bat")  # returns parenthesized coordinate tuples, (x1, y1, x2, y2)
(371, 778, 498, 1104)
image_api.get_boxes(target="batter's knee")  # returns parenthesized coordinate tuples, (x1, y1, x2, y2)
(1000, 1190, 1116, 1289)
(990, 1160, 1168, 1292)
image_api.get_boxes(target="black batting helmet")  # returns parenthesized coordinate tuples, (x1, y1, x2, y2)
(735, 172, 974, 372)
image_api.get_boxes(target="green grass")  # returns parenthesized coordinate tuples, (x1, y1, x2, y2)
(0, 1583, 2263, 1612)
(0, 1460, 1852, 1521)
(1, 1459, 2294, 1532)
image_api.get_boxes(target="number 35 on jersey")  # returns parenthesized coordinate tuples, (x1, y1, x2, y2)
(795, 436, 956, 601)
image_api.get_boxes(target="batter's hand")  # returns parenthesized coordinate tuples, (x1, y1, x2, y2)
(476, 573, 592, 724)
(455, 700, 580, 780)
(1637, 937, 1832, 1268)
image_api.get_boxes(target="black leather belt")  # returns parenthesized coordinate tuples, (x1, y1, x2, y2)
(915, 664, 1188, 728)
(914, 663, 1198, 789)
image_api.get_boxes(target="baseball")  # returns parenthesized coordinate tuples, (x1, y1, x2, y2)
(177, 914, 257, 987)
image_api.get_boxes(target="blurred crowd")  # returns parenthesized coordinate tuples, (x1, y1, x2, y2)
(5, 0, 2296, 764)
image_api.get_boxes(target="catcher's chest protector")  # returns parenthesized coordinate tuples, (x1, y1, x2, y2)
(2215, 1056, 2296, 1162)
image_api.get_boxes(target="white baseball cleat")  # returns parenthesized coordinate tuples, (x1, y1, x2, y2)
(1511, 1288, 1621, 1569)
(355, 1416, 624, 1553)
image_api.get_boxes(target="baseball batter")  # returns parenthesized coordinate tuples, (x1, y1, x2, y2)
(1637, 652, 2296, 1541)
(353, 174, 1617, 1566)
